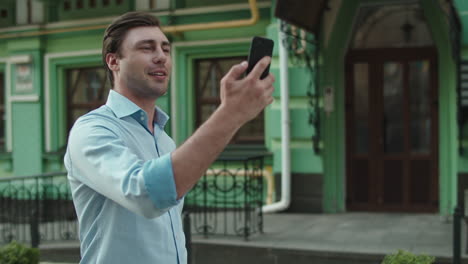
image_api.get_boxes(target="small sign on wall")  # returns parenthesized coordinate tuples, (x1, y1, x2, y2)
(15, 63, 33, 93)
(324, 85, 334, 116)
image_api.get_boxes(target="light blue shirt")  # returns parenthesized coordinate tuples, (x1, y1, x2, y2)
(64, 90, 186, 264)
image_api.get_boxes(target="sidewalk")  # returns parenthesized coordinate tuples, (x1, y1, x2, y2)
(190, 213, 467, 264)
(38, 212, 468, 264)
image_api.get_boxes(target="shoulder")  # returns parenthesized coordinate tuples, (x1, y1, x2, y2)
(68, 106, 121, 141)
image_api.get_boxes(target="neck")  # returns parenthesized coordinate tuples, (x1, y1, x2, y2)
(113, 86, 157, 133)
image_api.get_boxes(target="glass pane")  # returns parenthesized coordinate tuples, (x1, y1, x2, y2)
(67, 67, 110, 130)
(353, 63, 369, 154)
(197, 60, 220, 98)
(200, 104, 218, 124)
(69, 67, 109, 104)
(351, 4, 433, 49)
(383, 62, 404, 153)
(195, 56, 264, 144)
(409, 60, 430, 154)
(235, 112, 265, 144)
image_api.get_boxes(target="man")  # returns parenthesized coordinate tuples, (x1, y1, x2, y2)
(64, 11, 274, 264)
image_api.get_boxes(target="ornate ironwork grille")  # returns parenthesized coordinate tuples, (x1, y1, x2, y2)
(184, 154, 265, 240)
(0, 172, 77, 247)
(0, 159, 267, 247)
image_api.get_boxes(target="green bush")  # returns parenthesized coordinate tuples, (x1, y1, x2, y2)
(382, 250, 435, 264)
(0, 241, 39, 264)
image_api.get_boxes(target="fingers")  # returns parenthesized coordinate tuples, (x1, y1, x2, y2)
(248, 56, 271, 79)
(261, 73, 275, 87)
(223, 61, 248, 82)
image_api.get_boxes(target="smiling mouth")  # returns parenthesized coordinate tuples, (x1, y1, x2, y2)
(149, 72, 166, 76)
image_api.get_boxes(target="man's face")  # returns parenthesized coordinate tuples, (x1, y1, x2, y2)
(115, 26, 172, 98)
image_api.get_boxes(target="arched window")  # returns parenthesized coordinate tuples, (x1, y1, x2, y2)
(351, 3, 433, 49)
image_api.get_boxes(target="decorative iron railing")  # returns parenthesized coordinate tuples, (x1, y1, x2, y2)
(0, 172, 77, 247)
(0, 153, 268, 249)
(183, 153, 266, 241)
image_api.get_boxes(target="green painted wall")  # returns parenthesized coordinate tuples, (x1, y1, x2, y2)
(6, 39, 45, 177)
(265, 22, 319, 177)
(12, 103, 42, 176)
(46, 33, 103, 53)
(455, 0, 468, 44)
(321, 0, 357, 213)
(422, 0, 458, 216)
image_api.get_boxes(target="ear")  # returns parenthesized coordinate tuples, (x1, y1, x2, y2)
(106, 53, 120, 72)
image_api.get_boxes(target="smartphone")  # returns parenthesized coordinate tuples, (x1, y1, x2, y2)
(246, 36, 274, 79)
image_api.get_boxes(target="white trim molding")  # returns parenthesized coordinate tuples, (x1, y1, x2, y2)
(9, 55, 33, 64)
(44, 49, 101, 152)
(9, 95, 40, 102)
(172, 37, 251, 48)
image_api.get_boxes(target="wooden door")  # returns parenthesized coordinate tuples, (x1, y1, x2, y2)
(345, 48, 438, 212)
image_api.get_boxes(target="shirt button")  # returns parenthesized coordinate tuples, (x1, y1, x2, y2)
(140, 116, 145, 121)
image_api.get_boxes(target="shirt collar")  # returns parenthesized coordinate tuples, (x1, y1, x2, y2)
(106, 89, 170, 128)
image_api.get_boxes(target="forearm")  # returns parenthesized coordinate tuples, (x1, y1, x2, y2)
(171, 57, 274, 199)
(171, 105, 243, 199)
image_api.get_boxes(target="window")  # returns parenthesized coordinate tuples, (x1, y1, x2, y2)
(0, 9, 7, 18)
(76, 0, 84, 9)
(66, 67, 110, 132)
(195, 57, 265, 144)
(64, 1, 71, 11)
(0, 73, 4, 151)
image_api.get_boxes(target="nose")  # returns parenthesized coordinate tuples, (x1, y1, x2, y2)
(152, 47, 167, 65)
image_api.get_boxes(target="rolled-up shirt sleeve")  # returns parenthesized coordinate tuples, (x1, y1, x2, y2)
(66, 117, 179, 219)
(142, 153, 179, 210)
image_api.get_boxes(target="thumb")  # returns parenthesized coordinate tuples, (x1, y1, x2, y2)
(225, 61, 248, 81)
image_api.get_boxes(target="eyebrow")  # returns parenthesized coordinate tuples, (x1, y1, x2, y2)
(135, 39, 171, 48)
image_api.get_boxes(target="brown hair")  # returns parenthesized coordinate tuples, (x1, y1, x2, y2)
(102, 11, 161, 87)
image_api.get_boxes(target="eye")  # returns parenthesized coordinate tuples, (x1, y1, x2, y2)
(141, 45, 153, 51)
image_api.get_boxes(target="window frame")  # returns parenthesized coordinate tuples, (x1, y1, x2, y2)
(194, 56, 265, 145)
(65, 66, 110, 133)
(172, 39, 267, 147)
(45, 51, 102, 153)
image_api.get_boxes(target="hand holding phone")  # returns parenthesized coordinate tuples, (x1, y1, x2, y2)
(246, 36, 274, 79)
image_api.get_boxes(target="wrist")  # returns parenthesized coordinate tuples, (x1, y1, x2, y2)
(214, 104, 245, 131)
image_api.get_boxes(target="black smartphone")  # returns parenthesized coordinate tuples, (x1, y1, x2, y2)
(246, 36, 274, 79)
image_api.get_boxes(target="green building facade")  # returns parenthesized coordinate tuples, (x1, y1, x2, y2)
(0, 0, 467, 216)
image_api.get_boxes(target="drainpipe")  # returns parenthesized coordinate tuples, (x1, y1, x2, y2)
(262, 21, 291, 213)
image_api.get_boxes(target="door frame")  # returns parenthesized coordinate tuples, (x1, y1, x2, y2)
(321, 0, 457, 215)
